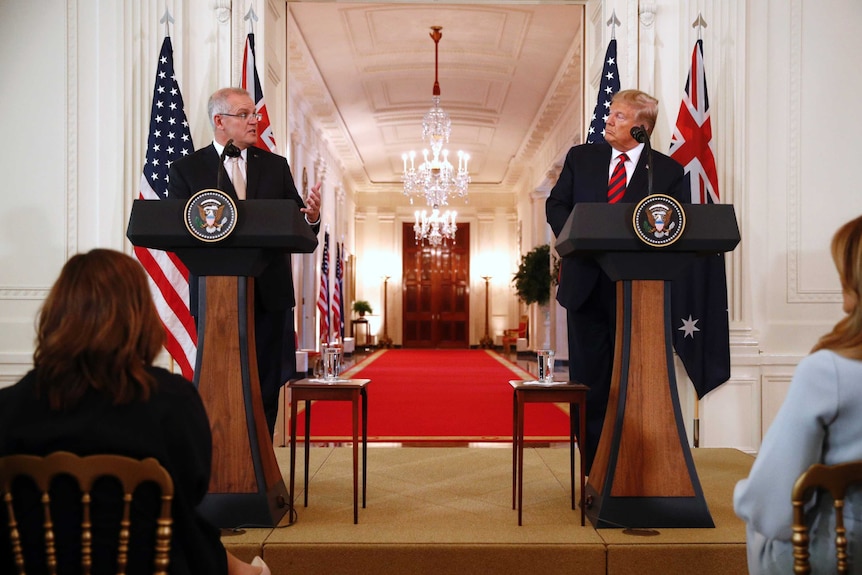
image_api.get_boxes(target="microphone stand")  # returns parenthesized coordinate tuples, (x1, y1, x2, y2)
(631, 126, 653, 196)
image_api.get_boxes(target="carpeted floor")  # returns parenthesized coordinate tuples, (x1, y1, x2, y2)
(222, 446, 754, 575)
(284, 349, 575, 443)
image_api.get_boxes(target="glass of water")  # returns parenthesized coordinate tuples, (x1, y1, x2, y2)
(536, 349, 555, 383)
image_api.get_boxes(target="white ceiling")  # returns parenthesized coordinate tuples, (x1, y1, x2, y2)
(286, 3, 585, 195)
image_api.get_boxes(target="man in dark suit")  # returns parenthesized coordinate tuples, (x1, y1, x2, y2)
(545, 89, 685, 475)
(168, 87, 321, 436)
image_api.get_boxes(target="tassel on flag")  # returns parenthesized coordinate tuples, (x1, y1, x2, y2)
(669, 39, 731, 399)
(241, 33, 277, 153)
(134, 36, 197, 380)
(586, 38, 620, 144)
(317, 230, 331, 345)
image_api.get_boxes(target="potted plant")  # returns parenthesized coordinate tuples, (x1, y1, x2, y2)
(512, 244, 552, 306)
(352, 300, 373, 317)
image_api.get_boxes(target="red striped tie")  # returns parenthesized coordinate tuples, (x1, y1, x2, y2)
(607, 153, 628, 204)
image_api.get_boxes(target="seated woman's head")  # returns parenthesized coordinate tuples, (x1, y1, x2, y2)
(814, 215, 862, 357)
(34, 249, 165, 409)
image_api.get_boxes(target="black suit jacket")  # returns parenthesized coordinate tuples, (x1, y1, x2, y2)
(167, 143, 320, 313)
(0, 369, 227, 575)
(545, 142, 685, 310)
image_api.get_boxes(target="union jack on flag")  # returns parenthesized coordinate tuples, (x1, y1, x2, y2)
(317, 230, 330, 345)
(133, 36, 197, 379)
(241, 33, 277, 153)
(586, 39, 620, 144)
(669, 39, 731, 399)
(669, 39, 720, 205)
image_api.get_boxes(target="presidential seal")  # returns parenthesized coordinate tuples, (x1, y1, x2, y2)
(632, 194, 686, 247)
(184, 189, 238, 243)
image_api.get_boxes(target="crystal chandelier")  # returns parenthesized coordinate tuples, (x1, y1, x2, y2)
(402, 26, 470, 215)
(414, 207, 457, 247)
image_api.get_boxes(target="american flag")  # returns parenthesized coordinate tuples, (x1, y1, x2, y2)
(332, 242, 344, 341)
(586, 38, 620, 144)
(317, 230, 330, 345)
(241, 33, 277, 153)
(133, 37, 196, 379)
(669, 39, 731, 399)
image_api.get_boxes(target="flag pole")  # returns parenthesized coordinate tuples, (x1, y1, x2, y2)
(160, 5, 174, 37)
(692, 12, 707, 40)
(244, 4, 258, 34)
(607, 9, 620, 39)
(693, 398, 700, 448)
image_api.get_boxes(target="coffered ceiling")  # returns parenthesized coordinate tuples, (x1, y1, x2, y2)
(286, 3, 585, 196)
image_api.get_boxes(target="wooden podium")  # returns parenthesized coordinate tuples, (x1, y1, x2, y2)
(555, 203, 739, 528)
(127, 199, 317, 528)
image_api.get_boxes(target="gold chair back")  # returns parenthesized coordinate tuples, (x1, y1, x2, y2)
(0, 451, 174, 575)
(791, 460, 862, 575)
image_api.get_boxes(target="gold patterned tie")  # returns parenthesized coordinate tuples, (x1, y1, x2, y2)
(231, 156, 246, 200)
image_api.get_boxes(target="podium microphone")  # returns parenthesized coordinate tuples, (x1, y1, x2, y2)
(216, 139, 240, 192)
(630, 125, 654, 196)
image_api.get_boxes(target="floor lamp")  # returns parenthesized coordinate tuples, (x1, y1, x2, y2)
(480, 275, 494, 348)
(379, 275, 393, 348)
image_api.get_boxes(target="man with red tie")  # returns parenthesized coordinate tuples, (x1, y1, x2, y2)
(545, 89, 685, 475)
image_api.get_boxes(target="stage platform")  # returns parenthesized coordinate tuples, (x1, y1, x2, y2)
(221, 446, 753, 575)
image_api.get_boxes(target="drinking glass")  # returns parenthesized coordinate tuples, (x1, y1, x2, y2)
(536, 349, 555, 383)
(323, 346, 342, 381)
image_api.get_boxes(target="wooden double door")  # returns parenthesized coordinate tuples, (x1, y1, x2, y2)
(401, 223, 470, 348)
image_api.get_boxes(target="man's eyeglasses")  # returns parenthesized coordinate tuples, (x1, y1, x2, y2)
(220, 112, 263, 121)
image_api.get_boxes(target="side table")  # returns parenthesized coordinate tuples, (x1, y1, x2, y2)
(288, 377, 371, 524)
(510, 379, 588, 526)
(351, 318, 371, 348)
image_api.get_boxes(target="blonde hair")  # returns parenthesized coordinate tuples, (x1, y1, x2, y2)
(812, 215, 862, 358)
(611, 89, 659, 133)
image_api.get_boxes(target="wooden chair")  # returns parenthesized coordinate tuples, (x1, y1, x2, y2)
(0, 451, 174, 575)
(791, 460, 862, 575)
(502, 315, 528, 356)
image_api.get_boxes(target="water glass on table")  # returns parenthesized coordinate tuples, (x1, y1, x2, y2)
(322, 346, 342, 381)
(536, 349, 555, 383)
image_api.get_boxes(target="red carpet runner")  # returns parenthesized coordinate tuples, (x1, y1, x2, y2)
(292, 349, 572, 443)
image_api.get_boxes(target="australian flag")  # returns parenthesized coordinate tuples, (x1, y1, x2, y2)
(669, 39, 731, 399)
(586, 39, 620, 144)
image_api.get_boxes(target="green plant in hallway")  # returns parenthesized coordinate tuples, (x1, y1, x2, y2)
(352, 300, 373, 317)
(512, 244, 552, 306)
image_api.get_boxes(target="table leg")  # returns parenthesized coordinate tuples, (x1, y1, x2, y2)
(304, 400, 311, 507)
(578, 397, 586, 526)
(361, 387, 368, 508)
(569, 402, 576, 510)
(517, 391, 525, 526)
(352, 391, 359, 524)
(512, 389, 517, 510)
(289, 394, 298, 516)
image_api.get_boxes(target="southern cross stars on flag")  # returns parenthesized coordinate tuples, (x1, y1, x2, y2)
(133, 36, 197, 379)
(586, 38, 620, 144)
